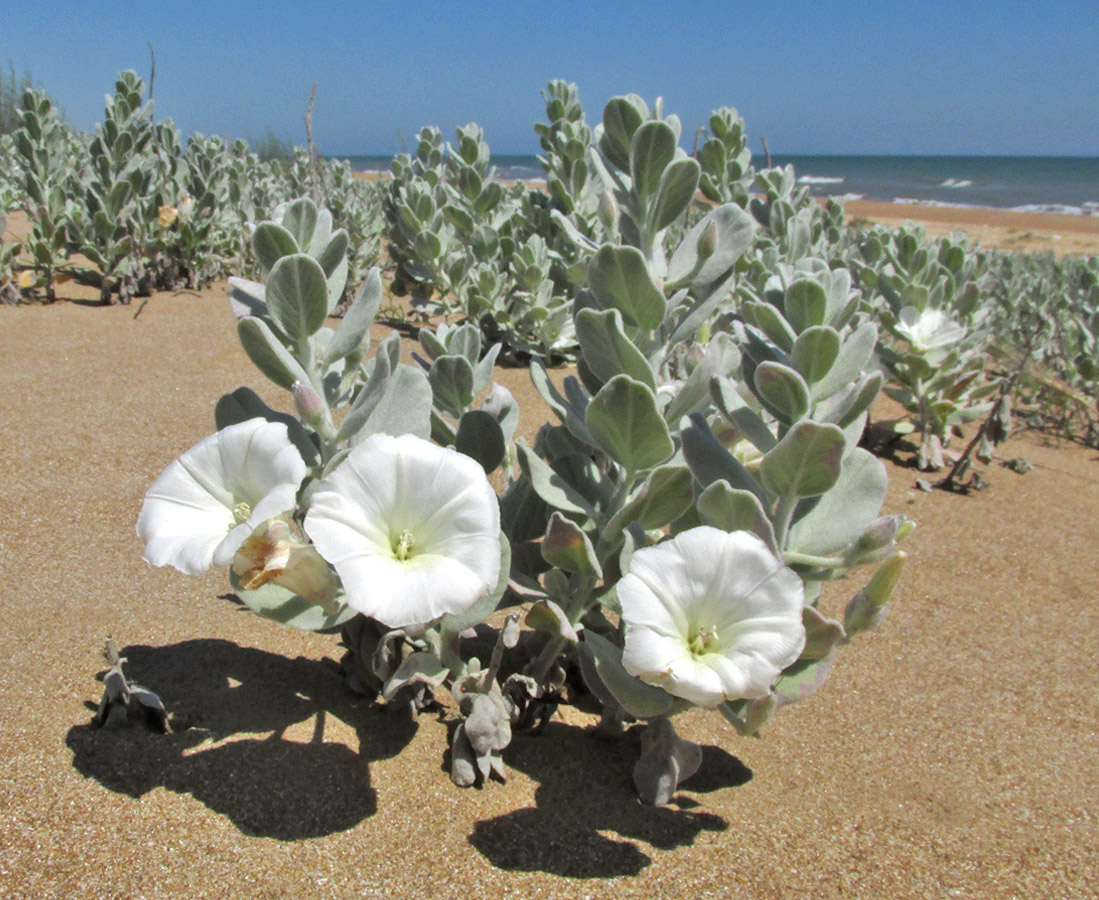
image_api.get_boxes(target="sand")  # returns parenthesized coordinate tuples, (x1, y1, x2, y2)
(1, 204, 1097, 899)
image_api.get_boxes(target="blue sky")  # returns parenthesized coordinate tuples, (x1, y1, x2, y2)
(6, 1, 1097, 156)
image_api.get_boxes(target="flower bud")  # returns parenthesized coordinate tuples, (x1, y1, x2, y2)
(158, 205, 178, 228)
(845, 514, 912, 566)
(844, 551, 906, 636)
(696, 219, 718, 262)
(178, 194, 195, 223)
(597, 189, 618, 232)
(293, 380, 326, 427)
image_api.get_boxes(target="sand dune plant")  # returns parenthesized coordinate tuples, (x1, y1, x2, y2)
(137, 91, 912, 806)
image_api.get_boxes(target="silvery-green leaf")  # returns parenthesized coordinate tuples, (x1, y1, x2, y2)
(306, 207, 333, 257)
(575, 307, 655, 390)
(429, 355, 475, 418)
(600, 96, 645, 171)
(788, 448, 887, 555)
(541, 511, 602, 580)
(237, 315, 311, 390)
(348, 364, 432, 443)
(812, 322, 878, 400)
(666, 203, 755, 290)
(696, 481, 778, 550)
(471, 343, 501, 396)
(760, 420, 845, 500)
(681, 413, 769, 506)
(279, 197, 318, 251)
(383, 651, 448, 701)
(454, 409, 506, 474)
(711, 380, 778, 453)
(586, 375, 673, 476)
(588, 244, 666, 330)
(745, 301, 797, 353)
(530, 359, 593, 447)
(579, 630, 675, 719)
(650, 158, 700, 231)
(790, 326, 841, 385)
(772, 655, 836, 706)
(525, 599, 579, 642)
(447, 322, 482, 362)
(606, 464, 694, 534)
(630, 120, 677, 196)
(515, 440, 599, 519)
(316, 228, 349, 278)
(324, 267, 381, 365)
(252, 221, 299, 273)
(754, 361, 810, 423)
(228, 277, 267, 319)
(784, 279, 828, 332)
(267, 253, 328, 340)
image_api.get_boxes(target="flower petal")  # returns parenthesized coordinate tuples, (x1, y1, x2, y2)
(620, 526, 806, 708)
(304, 433, 501, 627)
(137, 418, 307, 575)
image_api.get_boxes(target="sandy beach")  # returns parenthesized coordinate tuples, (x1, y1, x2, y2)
(1, 201, 1097, 899)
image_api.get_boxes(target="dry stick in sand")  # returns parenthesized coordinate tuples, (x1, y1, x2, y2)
(761, 135, 772, 169)
(937, 325, 1040, 493)
(304, 83, 327, 207)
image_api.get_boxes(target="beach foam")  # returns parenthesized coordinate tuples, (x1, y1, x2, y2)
(798, 175, 844, 185)
(940, 178, 974, 189)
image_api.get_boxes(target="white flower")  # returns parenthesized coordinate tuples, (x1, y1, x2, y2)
(895, 306, 967, 354)
(303, 433, 501, 628)
(137, 418, 307, 575)
(619, 527, 806, 708)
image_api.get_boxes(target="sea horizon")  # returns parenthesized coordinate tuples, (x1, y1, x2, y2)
(331, 152, 1099, 215)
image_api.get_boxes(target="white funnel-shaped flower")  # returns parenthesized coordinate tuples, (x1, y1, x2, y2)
(137, 418, 307, 575)
(619, 527, 806, 707)
(304, 433, 501, 628)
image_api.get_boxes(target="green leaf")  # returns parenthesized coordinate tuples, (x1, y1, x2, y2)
(454, 409, 506, 474)
(266, 253, 328, 340)
(630, 120, 678, 196)
(348, 364, 432, 443)
(315, 228, 349, 279)
(279, 197, 318, 250)
(681, 413, 768, 506)
(325, 267, 381, 365)
(541, 511, 602, 579)
(252, 222, 299, 273)
(788, 448, 887, 555)
(586, 375, 673, 476)
(784, 279, 828, 332)
(790, 326, 841, 385)
(696, 481, 777, 550)
(575, 307, 655, 390)
(237, 316, 310, 390)
(666, 203, 756, 290)
(578, 631, 675, 719)
(754, 361, 810, 423)
(601, 96, 645, 171)
(812, 323, 878, 400)
(525, 599, 579, 642)
(606, 464, 694, 535)
(760, 420, 846, 500)
(588, 244, 666, 330)
(429, 355, 475, 418)
(515, 440, 599, 520)
(650, 158, 699, 231)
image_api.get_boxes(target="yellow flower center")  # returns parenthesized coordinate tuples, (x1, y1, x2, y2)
(394, 529, 416, 561)
(688, 625, 719, 657)
(233, 501, 252, 524)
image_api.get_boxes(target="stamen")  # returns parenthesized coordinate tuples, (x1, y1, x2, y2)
(232, 501, 252, 524)
(688, 625, 719, 656)
(394, 529, 416, 561)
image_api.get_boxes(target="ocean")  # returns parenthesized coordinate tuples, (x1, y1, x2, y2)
(333, 153, 1099, 216)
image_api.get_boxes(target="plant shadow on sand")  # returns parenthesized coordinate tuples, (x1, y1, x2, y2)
(66, 638, 417, 840)
(468, 722, 751, 878)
